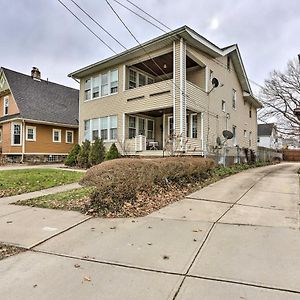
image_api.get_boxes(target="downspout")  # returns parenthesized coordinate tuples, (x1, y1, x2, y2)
(21, 120, 25, 163)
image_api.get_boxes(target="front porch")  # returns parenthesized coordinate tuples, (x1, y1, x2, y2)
(121, 108, 204, 156)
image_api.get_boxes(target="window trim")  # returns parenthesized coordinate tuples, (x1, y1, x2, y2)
(232, 89, 237, 110)
(52, 129, 62, 143)
(3, 96, 9, 116)
(26, 126, 36, 141)
(191, 113, 198, 139)
(128, 67, 155, 90)
(65, 130, 74, 144)
(11, 122, 22, 146)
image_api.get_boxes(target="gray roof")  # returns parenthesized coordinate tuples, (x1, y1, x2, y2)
(258, 123, 275, 136)
(2, 68, 79, 126)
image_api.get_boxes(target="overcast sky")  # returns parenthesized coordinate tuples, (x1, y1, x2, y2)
(1, 0, 299, 93)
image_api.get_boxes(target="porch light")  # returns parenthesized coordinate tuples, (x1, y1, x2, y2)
(163, 63, 167, 69)
(294, 107, 300, 121)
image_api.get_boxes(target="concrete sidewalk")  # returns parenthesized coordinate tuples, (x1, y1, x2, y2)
(0, 162, 300, 299)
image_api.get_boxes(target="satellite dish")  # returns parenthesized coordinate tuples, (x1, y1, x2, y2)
(223, 130, 233, 140)
(216, 137, 222, 146)
(212, 77, 219, 88)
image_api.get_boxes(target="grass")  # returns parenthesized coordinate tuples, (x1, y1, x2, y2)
(15, 187, 95, 211)
(0, 243, 25, 260)
(14, 161, 273, 217)
(0, 169, 83, 197)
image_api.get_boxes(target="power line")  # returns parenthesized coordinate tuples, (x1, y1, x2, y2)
(69, 0, 127, 51)
(56, 0, 117, 54)
(124, 0, 172, 32)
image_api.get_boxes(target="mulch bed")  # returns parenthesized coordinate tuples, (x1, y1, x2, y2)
(0, 243, 25, 260)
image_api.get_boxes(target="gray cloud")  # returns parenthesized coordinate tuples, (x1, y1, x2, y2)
(1, 0, 299, 93)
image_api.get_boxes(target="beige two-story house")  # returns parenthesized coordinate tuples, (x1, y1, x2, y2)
(69, 26, 261, 163)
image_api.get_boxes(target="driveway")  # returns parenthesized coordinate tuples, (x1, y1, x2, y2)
(0, 163, 299, 299)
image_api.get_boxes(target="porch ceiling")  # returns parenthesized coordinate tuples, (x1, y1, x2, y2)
(135, 107, 173, 118)
(133, 52, 198, 77)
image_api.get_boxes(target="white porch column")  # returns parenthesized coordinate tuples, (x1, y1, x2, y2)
(200, 112, 206, 156)
(122, 65, 126, 92)
(122, 113, 126, 146)
(163, 113, 166, 149)
(179, 38, 186, 151)
(172, 41, 176, 152)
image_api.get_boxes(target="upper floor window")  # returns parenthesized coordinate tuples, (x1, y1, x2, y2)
(249, 131, 252, 147)
(249, 106, 252, 118)
(128, 68, 154, 89)
(232, 89, 236, 109)
(85, 69, 118, 101)
(3, 96, 9, 116)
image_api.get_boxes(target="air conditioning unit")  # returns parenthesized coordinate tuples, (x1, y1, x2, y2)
(135, 135, 146, 152)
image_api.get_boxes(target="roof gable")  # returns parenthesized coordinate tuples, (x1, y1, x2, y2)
(258, 123, 275, 136)
(1, 68, 79, 126)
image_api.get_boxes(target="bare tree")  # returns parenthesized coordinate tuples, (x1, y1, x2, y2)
(259, 57, 300, 136)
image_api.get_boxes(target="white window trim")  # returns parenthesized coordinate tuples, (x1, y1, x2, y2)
(26, 126, 36, 141)
(66, 130, 74, 144)
(127, 67, 155, 90)
(168, 116, 174, 137)
(11, 122, 22, 146)
(53, 129, 62, 143)
(3, 96, 9, 116)
(84, 68, 119, 102)
(191, 113, 198, 139)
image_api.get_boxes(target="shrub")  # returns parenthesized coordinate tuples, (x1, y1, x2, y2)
(105, 143, 120, 161)
(89, 137, 105, 166)
(80, 157, 215, 215)
(77, 140, 91, 169)
(64, 144, 81, 167)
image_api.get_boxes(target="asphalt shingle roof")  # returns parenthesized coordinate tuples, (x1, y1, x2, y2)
(2, 68, 79, 126)
(258, 123, 275, 136)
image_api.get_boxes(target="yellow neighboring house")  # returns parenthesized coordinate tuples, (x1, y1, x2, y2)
(69, 25, 261, 163)
(0, 67, 79, 163)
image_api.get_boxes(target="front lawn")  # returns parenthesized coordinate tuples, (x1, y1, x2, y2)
(13, 160, 272, 217)
(15, 187, 94, 211)
(0, 243, 25, 260)
(0, 169, 83, 197)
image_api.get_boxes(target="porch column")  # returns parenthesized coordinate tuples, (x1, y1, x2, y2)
(122, 113, 126, 147)
(163, 113, 166, 149)
(200, 112, 206, 156)
(179, 38, 187, 151)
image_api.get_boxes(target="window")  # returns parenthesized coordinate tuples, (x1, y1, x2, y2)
(168, 116, 174, 136)
(227, 56, 231, 70)
(66, 130, 74, 144)
(53, 129, 61, 143)
(186, 115, 190, 138)
(147, 77, 154, 85)
(129, 116, 136, 139)
(100, 117, 108, 140)
(92, 76, 100, 98)
(128, 68, 154, 89)
(84, 78, 91, 100)
(12, 123, 21, 145)
(110, 115, 118, 140)
(129, 70, 137, 89)
(91, 118, 99, 141)
(138, 118, 145, 135)
(110, 69, 118, 93)
(192, 114, 198, 138)
(249, 131, 252, 147)
(139, 74, 146, 87)
(232, 126, 237, 146)
(147, 120, 154, 139)
(3, 96, 9, 115)
(249, 106, 252, 118)
(222, 100, 226, 112)
(244, 130, 247, 138)
(232, 89, 236, 109)
(101, 72, 109, 96)
(26, 126, 36, 141)
(84, 120, 91, 141)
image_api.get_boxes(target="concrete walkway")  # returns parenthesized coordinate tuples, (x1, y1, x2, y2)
(0, 163, 300, 299)
(0, 163, 86, 172)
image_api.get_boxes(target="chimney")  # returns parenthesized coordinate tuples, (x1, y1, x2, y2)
(31, 67, 41, 81)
